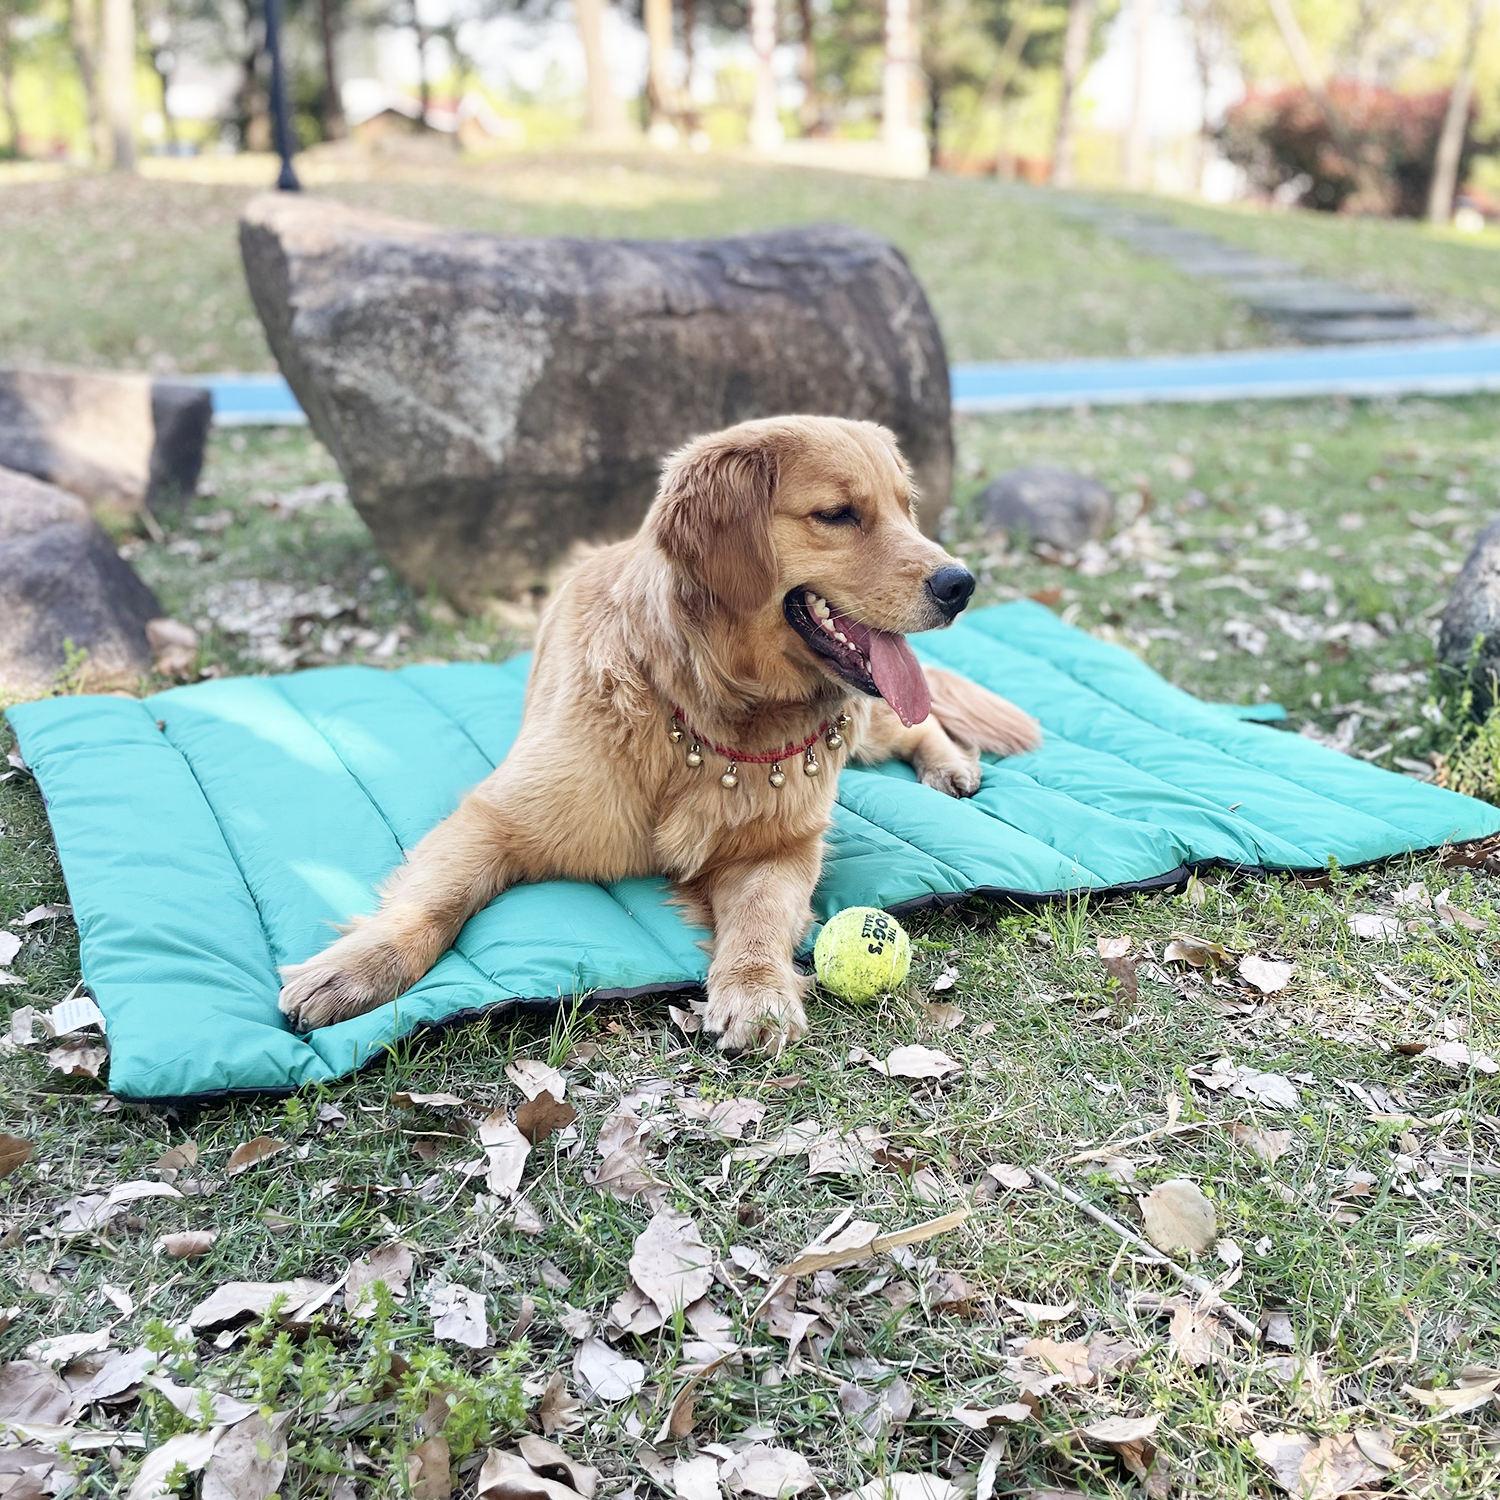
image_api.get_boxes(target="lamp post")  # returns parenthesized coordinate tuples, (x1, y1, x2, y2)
(265, 0, 301, 190)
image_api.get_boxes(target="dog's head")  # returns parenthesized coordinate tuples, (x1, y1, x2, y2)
(648, 416, 974, 726)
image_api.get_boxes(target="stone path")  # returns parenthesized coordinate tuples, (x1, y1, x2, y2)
(1051, 196, 1469, 345)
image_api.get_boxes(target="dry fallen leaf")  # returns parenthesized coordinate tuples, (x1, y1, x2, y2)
(863, 1044, 961, 1081)
(1164, 935, 1231, 967)
(1249, 1428, 1397, 1500)
(516, 1090, 578, 1145)
(186, 1278, 333, 1332)
(393, 1090, 467, 1109)
(1139, 1178, 1217, 1256)
(201, 1412, 289, 1500)
(156, 1230, 218, 1260)
(46, 1038, 108, 1079)
(1238, 955, 1294, 994)
(722, 1444, 816, 1497)
(1348, 913, 1400, 942)
(0, 932, 20, 967)
(1404, 1369, 1500, 1415)
(343, 1243, 414, 1317)
(225, 1136, 286, 1175)
(477, 1437, 598, 1500)
(629, 1207, 713, 1319)
(152, 1140, 199, 1179)
(1417, 1040, 1500, 1075)
(0, 1133, 32, 1180)
(839, 1479, 963, 1500)
(407, 1434, 452, 1500)
(673, 1455, 721, 1500)
(507, 1058, 568, 1101)
(480, 1111, 532, 1198)
(1168, 1304, 1231, 1367)
(0, 1359, 73, 1423)
(1074, 1413, 1159, 1481)
(572, 1337, 645, 1403)
(1228, 1124, 1294, 1165)
(431, 1282, 489, 1350)
(126, 1429, 222, 1500)
(950, 1400, 1035, 1429)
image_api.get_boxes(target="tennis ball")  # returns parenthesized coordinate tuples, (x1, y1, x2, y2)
(813, 906, 911, 1002)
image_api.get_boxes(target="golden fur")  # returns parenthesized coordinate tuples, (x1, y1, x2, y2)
(280, 416, 1040, 1052)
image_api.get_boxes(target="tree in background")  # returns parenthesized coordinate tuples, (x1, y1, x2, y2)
(576, 0, 629, 136)
(1427, 0, 1490, 220)
(0, 0, 38, 154)
(1049, 0, 1094, 183)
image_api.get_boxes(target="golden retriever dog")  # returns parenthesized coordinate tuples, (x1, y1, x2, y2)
(280, 415, 1040, 1052)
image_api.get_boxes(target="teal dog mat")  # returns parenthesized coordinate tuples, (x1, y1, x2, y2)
(9, 601, 1499, 1101)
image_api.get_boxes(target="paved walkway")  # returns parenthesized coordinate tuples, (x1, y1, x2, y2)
(202, 339, 1500, 426)
(1048, 194, 1470, 344)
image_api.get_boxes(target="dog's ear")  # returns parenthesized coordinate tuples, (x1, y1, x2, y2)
(650, 429, 781, 615)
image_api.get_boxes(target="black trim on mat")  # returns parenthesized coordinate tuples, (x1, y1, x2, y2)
(109, 833, 1500, 1110)
(102, 858, 1282, 1110)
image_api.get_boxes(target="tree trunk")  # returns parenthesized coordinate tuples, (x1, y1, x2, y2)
(681, 0, 696, 101)
(643, 0, 675, 133)
(0, 5, 22, 157)
(1188, 13, 1214, 194)
(1051, 0, 1095, 186)
(576, 0, 628, 139)
(1123, 0, 1155, 187)
(100, 0, 136, 171)
(795, 0, 820, 135)
(1426, 0, 1489, 223)
(926, 76, 942, 170)
(882, 0, 922, 167)
(407, 0, 429, 124)
(748, 0, 780, 150)
(150, 48, 177, 151)
(1263, 0, 1378, 202)
(318, 0, 346, 140)
(70, 0, 110, 164)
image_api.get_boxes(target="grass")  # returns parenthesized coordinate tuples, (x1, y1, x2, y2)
(1103, 190, 1500, 335)
(4, 395, 1500, 1496)
(0, 150, 1268, 371)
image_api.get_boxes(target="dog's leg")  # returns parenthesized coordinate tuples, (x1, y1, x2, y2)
(695, 837, 822, 1055)
(279, 781, 528, 1030)
(856, 706, 985, 798)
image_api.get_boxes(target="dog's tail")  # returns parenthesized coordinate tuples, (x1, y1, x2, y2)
(924, 665, 1041, 757)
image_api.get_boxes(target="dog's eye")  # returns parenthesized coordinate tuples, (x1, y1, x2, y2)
(812, 506, 860, 527)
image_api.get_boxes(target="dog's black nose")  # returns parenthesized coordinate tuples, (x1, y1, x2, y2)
(926, 564, 976, 619)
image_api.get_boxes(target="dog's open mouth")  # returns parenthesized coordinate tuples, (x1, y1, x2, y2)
(784, 588, 931, 727)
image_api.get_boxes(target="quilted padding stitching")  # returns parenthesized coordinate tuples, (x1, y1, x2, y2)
(155, 711, 286, 976)
(266, 678, 500, 994)
(930, 614, 1424, 855)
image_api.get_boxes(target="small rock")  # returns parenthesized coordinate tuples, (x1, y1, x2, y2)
(1439, 516, 1500, 712)
(0, 466, 161, 697)
(0, 367, 210, 517)
(975, 465, 1114, 551)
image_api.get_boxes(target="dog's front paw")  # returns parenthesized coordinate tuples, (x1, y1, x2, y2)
(704, 975, 808, 1057)
(279, 939, 404, 1031)
(918, 755, 981, 798)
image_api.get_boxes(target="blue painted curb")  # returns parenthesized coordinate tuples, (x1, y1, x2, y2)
(196, 336, 1500, 426)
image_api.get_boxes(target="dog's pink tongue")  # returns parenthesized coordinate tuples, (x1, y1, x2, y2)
(868, 630, 931, 727)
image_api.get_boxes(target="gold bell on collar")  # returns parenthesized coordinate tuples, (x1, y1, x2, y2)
(685, 741, 703, 768)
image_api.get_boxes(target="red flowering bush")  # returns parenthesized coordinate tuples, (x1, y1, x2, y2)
(1218, 81, 1486, 217)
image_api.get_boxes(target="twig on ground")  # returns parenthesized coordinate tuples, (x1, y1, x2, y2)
(1066, 1120, 1214, 1164)
(1028, 1164, 1260, 1340)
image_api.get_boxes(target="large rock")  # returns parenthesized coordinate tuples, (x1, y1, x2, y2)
(1439, 517, 1500, 711)
(240, 194, 953, 611)
(975, 465, 1114, 552)
(0, 467, 161, 697)
(0, 367, 211, 518)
